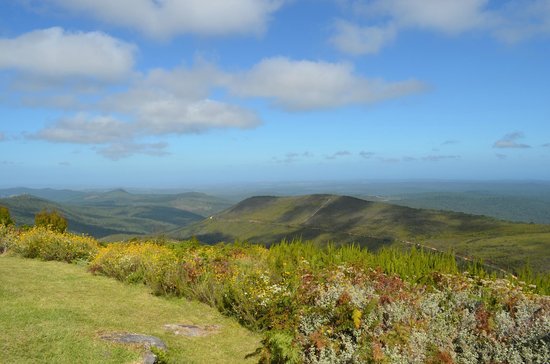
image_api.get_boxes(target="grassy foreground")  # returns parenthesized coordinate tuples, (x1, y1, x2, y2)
(0, 256, 260, 364)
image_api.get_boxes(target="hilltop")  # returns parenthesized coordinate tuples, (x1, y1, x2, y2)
(174, 194, 550, 273)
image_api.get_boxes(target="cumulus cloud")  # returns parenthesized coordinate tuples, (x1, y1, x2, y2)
(330, 21, 397, 55)
(0, 132, 5, 142)
(101, 63, 260, 135)
(543, 143, 550, 147)
(41, 0, 283, 38)
(0, 27, 135, 82)
(33, 114, 133, 144)
(368, 0, 489, 33)
(496, 153, 507, 160)
(493, 131, 531, 148)
(333, 0, 550, 54)
(227, 57, 426, 110)
(26, 56, 424, 158)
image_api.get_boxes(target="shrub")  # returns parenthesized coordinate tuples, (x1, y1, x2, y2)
(35, 209, 68, 233)
(89, 243, 179, 295)
(10, 227, 99, 262)
(0, 224, 17, 254)
(0, 206, 14, 226)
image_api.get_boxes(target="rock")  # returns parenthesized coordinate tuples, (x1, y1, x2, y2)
(100, 332, 167, 364)
(142, 351, 158, 364)
(100, 333, 167, 350)
(164, 323, 222, 337)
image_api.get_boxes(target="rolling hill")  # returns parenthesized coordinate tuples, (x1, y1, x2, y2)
(172, 194, 550, 274)
(0, 189, 231, 239)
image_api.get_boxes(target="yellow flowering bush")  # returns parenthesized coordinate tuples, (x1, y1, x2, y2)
(90, 243, 179, 295)
(10, 227, 98, 262)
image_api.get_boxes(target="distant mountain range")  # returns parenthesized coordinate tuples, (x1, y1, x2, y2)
(0, 188, 231, 239)
(2, 187, 549, 274)
(173, 194, 550, 274)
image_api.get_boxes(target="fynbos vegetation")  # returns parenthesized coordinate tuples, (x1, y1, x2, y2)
(1, 226, 548, 363)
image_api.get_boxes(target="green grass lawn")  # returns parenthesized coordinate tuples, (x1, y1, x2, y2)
(0, 256, 261, 364)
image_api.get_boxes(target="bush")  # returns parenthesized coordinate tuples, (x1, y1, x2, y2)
(0, 224, 17, 254)
(10, 227, 99, 262)
(0, 206, 14, 226)
(35, 209, 68, 233)
(89, 243, 179, 295)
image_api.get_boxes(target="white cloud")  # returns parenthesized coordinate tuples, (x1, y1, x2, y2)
(493, 131, 531, 149)
(333, 0, 550, 54)
(330, 21, 397, 55)
(368, 0, 489, 34)
(43, 0, 283, 38)
(227, 57, 426, 110)
(33, 114, 133, 144)
(103, 64, 260, 134)
(135, 99, 260, 134)
(27, 57, 424, 158)
(0, 27, 135, 82)
(0, 132, 5, 142)
(491, 0, 550, 43)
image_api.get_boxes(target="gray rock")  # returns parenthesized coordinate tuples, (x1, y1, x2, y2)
(143, 351, 158, 364)
(101, 332, 167, 363)
(100, 333, 167, 350)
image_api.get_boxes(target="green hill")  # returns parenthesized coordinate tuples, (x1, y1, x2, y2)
(392, 191, 550, 224)
(0, 195, 204, 238)
(0, 189, 231, 239)
(173, 194, 550, 274)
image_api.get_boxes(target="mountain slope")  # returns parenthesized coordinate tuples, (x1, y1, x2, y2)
(173, 194, 550, 273)
(0, 195, 204, 238)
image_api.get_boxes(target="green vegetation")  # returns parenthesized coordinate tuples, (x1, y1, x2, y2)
(35, 209, 68, 233)
(0, 205, 14, 226)
(394, 191, 550, 224)
(0, 190, 229, 238)
(2, 226, 549, 363)
(174, 194, 550, 274)
(0, 256, 260, 364)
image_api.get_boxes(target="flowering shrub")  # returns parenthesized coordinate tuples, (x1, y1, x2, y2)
(293, 266, 550, 363)
(9, 227, 98, 262)
(0, 224, 17, 254)
(89, 243, 178, 295)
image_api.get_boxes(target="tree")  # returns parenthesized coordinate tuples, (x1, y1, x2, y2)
(35, 209, 68, 233)
(0, 206, 14, 226)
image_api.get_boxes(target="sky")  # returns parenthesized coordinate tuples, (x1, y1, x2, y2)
(0, 0, 549, 188)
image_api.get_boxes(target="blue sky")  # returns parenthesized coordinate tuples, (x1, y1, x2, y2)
(0, 0, 549, 188)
